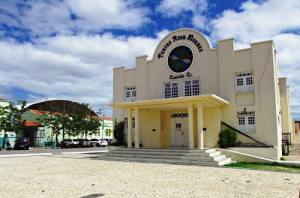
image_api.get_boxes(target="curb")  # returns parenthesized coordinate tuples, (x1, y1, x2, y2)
(0, 153, 53, 158)
(61, 150, 108, 155)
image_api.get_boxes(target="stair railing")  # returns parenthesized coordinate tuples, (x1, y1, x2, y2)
(221, 122, 272, 147)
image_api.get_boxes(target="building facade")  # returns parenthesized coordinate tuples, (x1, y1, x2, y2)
(113, 28, 292, 160)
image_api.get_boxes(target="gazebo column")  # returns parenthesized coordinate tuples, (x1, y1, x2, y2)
(197, 104, 204, 149)
(188, 104, 194, 149)
(134, 107, 140, 148)
(127, 108, 132, 148)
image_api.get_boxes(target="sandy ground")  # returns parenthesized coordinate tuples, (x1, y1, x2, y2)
(0, 154, 299, 198)
(284, 155, 300, 161)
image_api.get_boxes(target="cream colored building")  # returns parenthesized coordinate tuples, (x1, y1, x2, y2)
(113, 28, 293, 160)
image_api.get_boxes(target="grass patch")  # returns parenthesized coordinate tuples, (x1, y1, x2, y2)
(226, 162, 300, 173)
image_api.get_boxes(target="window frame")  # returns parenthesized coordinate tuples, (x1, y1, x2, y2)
(237, 111, 255, 133)
(184, 78, 200, 97)
(163, 80, 181, 98)
(235, 72, 254, 93)
(124, 86, 137, 102)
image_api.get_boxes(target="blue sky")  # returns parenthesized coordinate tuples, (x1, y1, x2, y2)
(0, 0, 300, 118)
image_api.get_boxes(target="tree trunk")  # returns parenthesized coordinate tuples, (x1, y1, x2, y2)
(55, 133, 59, 148)
(2, 132, 6, 149)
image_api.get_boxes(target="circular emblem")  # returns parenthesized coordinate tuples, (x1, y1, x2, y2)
(168, 46, 193, 73)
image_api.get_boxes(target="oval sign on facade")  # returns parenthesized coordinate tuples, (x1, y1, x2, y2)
(168, 46, 193, 73)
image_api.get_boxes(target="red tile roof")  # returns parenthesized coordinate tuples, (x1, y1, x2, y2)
(23, 121, 41, 127)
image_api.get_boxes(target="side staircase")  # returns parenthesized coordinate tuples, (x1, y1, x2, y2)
(290, 144, 300, 155)
(96, 148, 232, 166)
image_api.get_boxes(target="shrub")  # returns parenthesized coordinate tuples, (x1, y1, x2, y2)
(113, 120, 125, 145)
(218, 129, 237, 148)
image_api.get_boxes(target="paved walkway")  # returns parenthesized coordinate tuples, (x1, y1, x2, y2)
(0, 155, 299, 198)
(0, 147, 108, 157)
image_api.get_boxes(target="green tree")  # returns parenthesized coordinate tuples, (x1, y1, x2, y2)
(113, 120, 125, 145)
(0, 101, 27, 147)
(38, 112, 65, 148)
(69, 103, 101, 138)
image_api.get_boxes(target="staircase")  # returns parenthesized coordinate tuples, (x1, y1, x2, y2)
(290, 144, 300, 155)
(96, 148, 232, 166)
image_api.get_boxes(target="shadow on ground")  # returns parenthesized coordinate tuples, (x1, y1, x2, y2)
(80, 193, 105, 198)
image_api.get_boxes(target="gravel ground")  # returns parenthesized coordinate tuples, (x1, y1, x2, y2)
(0, 154, 299, 198)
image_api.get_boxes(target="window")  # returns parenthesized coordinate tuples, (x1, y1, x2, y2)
(164, 82, 171, 98)
(164, 82, 179, 98)
(184, 81, 191, 96)
(172, 82, 179, 97)
(237, 78, 243, 86)
(238, 117, 245, 125)
(132, 90, 136, 97)
(168, 46, 193, 73)
(176, 123, 181, 129)
(184, 79, 200, 96)
(192, 80, 200, 95)
(248, 116, 255, 125)
(235, 72, 254, 93)
(237, 111, 255, 133)
(246, 77, 253, 85)
(125, 87, 136, 101)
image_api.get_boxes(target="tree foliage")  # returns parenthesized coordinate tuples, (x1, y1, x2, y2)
(38, 112, 65, 148)
(38, 102, 101, 146)
(68, 103, 101, 137)
(0, 101, 27, 135)
(113, 120, 125, 145)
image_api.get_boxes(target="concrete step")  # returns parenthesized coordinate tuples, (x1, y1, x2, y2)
(98, 148, 232, 167)
(209, 151, 221, 157)
(106, 153, 214, 161)
(98, 156, 219, 166)
(110, 150, 210, 157)
(205, 148, 216, 154)
(213, 154, 226, 162)
(113, 148, 209, 153)
(218, 157, 232, 166)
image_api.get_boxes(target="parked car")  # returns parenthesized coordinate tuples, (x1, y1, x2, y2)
(72, 139, 80, 147)
(77, 139, 91, 147)
(100, 139, 108, 147)
(90, 139, 108, 147)
(14, 137, 29, 150)
(59, 139, 74, 148)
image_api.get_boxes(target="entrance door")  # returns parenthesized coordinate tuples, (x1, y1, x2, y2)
(171, 117, 188, 147)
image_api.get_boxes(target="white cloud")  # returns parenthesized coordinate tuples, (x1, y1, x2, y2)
(0, 0, 150, 37)
(208, 0, 300, 119)
(210, 0, 300, 43)
(0, 32, 164, 113)
(157, 0, 208, 29)
(192, 15, 207, 29)
(67, 0, 150, 32)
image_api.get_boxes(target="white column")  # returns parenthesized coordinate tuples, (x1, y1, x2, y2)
(127, 108, 132, 148)
(134, 107, 140, 148)
(197, 104, 204, 149)
(188, 104, 194, 149)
